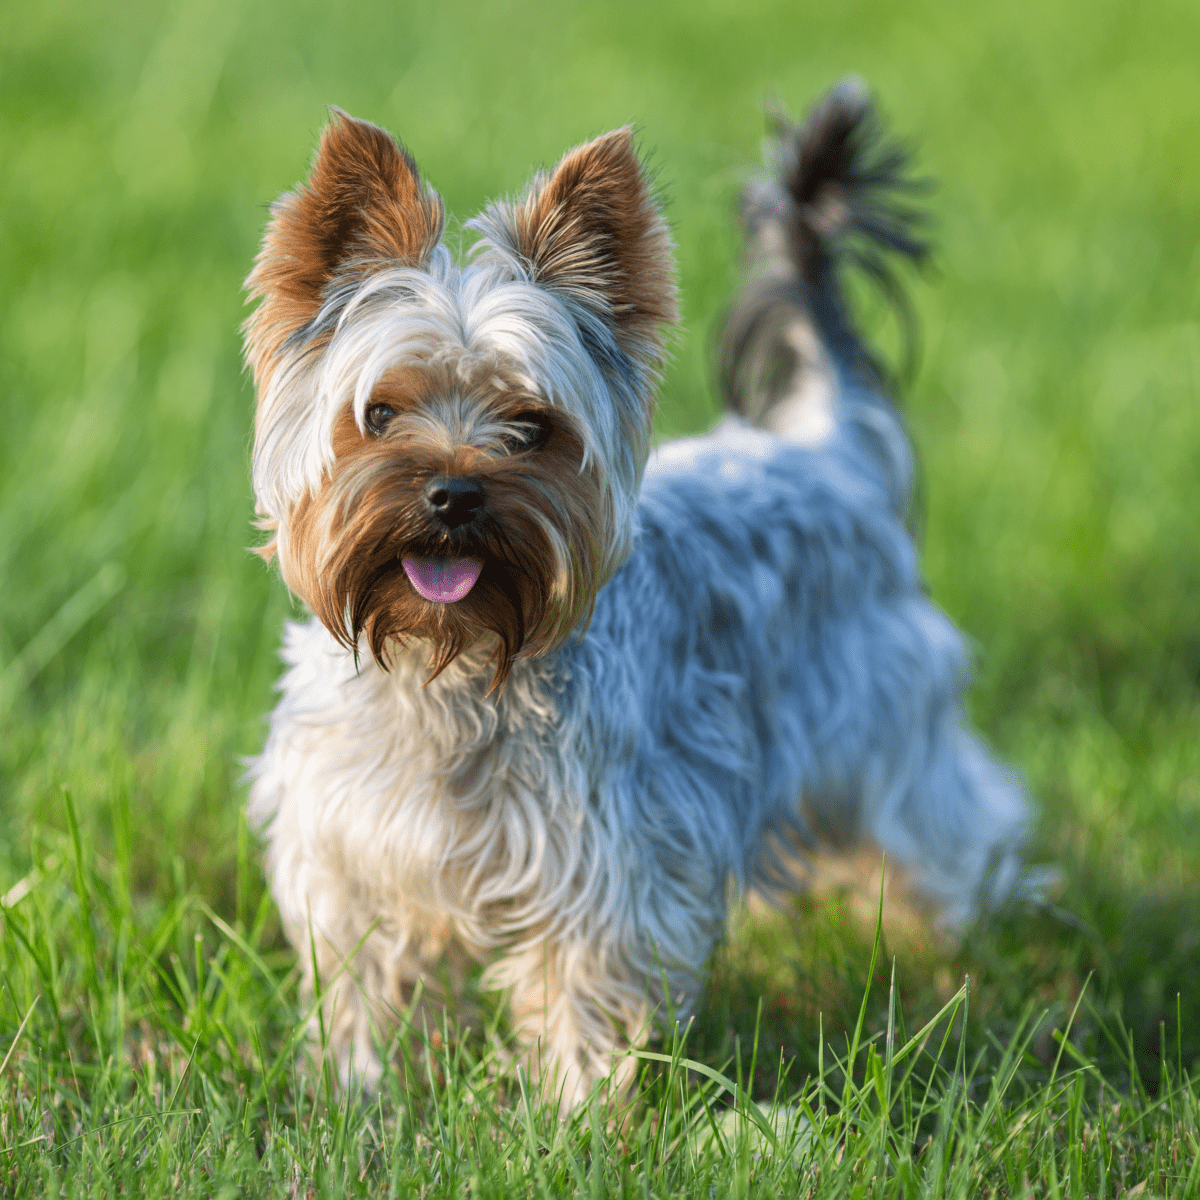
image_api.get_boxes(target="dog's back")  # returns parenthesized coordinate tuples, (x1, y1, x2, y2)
(577, 79, 1029, 929)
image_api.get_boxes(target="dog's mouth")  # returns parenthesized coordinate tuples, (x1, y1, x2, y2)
(401, 555, 484, 604)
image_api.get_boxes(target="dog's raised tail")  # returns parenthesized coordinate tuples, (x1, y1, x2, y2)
(721, 77, 931, 423)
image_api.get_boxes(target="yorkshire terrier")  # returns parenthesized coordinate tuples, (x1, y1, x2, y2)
(245, 79, 1031, 1110)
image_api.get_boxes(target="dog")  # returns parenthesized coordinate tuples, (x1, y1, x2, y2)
(243, 78, 1031, 1110)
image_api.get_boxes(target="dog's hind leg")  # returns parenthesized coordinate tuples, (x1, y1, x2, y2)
(797, 590, 1031, 926)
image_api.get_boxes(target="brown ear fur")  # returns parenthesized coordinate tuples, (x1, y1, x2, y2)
(244, 110, 444, 384)
(502, 128, 677, 362)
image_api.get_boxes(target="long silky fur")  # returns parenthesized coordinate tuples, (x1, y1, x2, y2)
(248, 83, 1032, 1111)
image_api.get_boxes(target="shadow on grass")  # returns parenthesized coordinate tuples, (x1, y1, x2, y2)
(689, 853, 1200, 1107)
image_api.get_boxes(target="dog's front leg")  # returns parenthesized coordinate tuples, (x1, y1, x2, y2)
(489, 900, 717, 1114)
(488, 934, 655, 1113)
(289, 889, 462, 1092)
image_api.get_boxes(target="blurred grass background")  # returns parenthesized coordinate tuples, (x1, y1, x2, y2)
(2, 0, 1199, 1090)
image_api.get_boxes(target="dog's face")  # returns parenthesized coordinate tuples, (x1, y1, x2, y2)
(244, 113, 676, 686)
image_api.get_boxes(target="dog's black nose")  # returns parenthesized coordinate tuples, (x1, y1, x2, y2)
(423, 476, 485, 529)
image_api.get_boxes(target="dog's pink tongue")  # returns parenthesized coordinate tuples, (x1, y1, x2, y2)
(401, 556, 483, 603)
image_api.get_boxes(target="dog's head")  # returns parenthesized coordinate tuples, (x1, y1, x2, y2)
(244, 111, 676, 687)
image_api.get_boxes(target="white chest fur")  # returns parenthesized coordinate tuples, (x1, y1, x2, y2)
(249, 617, 602, 956)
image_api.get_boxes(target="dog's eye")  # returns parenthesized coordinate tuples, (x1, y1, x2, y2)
(365, 403, 398, 435)
(500, 410, 552, 454)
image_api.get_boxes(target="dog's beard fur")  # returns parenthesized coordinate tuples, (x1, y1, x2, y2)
(275, 379, 610, 690)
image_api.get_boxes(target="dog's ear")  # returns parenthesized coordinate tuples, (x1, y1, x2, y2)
(470, 128, 677, 369)
(244, 110, 443, 379)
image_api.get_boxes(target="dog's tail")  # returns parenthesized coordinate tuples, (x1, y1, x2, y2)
(720, 77, 930, 429)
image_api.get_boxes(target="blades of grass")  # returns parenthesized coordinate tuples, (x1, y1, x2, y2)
(515, 1066, 554, 1200)
(257, 917, 379, 1098)
(124, 892, 191, 999)
(0, 1134, 48, 1156)
(818, 1011, 825, 1109)
(842, 857, 886, 1113)
(1049, 973, 1093, 1088)
(377, 974, 426, 1102)
(886, 980, 970, 1072)
(973, 1007, 1048, 1173)
(37, 1109, 203, 1156)
(246, 1020, 270, 1140)
(425, 1010, 456, 1176)
(192, 932, 206, 1035)
(651, 1016, 692, 1162)
(629, 1049, 781, 1155)
(0, 996, 38, 1075)
(884, 956, 897, 1080)
(0, 562, 126, 715)
(235, 809, 250, 934)
(694, 1070, 730, 1160)
(1051, 1028, 1106, 1079)
(195, 897, 293, 1012)
(1159, 1019, 1169, 1107)
(110, 787, 134, 921)
(0, 854, 60, 911)
(169, 949, 196, 1013)
(880, 957, 898, 1164)
(910, 985, 972, 1129)
(1125, 1023, 1146, 1139)
(1094, 1121, 1109, 1200)
(201, 940, 230, 1014)
(1041, 984, 1099, 1200)
(585, 1098, 610, 1196)
(248, 886, 275, 951)
(1070, 1074, 1086, 1200)
(654, 1020, 682, 1165)
(747, 997, 763, 1101)
(1177, 992, 1184, 1095)
(2, 897, 65, 1043)
(307, 919, 335, 1108)
(187, 953, 253, 1070)
(956, 973, 970, 1084)
(63, 788, 100, 998)
(164, 1035, 202, 1115)
(1182, 1120, 1200, 1197)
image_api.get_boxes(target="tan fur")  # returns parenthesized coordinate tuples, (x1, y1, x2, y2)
(243, 111, 444, 392)
(278, 372, 608, 690)
(504, 128, 677, 370)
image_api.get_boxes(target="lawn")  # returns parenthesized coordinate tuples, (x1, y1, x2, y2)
(1, 0, 1198, 1193)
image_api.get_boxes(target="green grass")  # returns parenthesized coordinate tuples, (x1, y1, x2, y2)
(2, 844, 1199, 1196)
(2, 0, 1199, 1193)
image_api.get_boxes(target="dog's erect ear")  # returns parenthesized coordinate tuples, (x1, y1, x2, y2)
(244, 110, 444, 378)
(470, 128, 677, 369)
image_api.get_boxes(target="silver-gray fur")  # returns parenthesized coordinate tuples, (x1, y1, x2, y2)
(249, 80, 1031, 1111)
